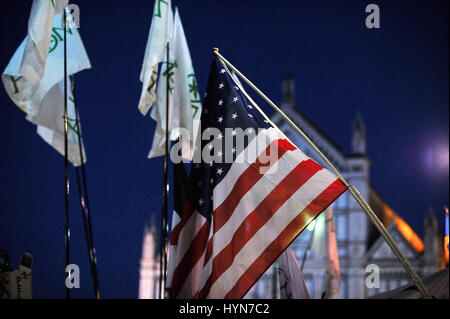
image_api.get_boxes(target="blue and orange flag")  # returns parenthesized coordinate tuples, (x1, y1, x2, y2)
(445, 206, 449, 264)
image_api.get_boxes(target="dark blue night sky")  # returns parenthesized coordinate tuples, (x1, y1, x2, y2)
(0, 0, 448, 298)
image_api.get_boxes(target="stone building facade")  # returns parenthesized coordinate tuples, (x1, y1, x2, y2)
(246, 74, 445, 298)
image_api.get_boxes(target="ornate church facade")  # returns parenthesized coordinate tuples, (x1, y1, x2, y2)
(139, 74, 445, 299)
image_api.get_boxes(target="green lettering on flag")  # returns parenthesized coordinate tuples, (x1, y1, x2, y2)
(188, 73, 200, 118)
(66, 96, 80, 137)
(191, 100, 200, 118)
(187, 74, 199, 99)
(155, 0, 168, 18)
(63, 112, 80, 137)
(49, 27, 73, 53)
(67, 116, 80, 136)
(162, 60, 177, 94)
(146, 70, 159, 94)
(9, 75, 23, 94)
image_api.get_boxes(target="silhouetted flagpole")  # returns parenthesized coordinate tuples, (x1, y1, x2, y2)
(70, 75, 101, 299)
(159, 42, 170, 299)
(63, 7, 70, 300)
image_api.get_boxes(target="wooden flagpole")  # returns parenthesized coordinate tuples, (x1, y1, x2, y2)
(70, 76, 101, 299)
(63, 7, 70, 299)
(213, 48, 431, 299)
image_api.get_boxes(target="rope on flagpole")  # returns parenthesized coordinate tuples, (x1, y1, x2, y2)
(212, 48, 432, 299)
(70, 76, 101, 299)
(63, 7, 70, 300)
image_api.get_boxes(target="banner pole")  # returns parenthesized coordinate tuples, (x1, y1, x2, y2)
(70, 76, 101, 299)
(164, 43, 170, 296)
(158, 42, 171, 299)
(63, 7, 70, 300)
(74, 167, 98, 297)
(212, 48, 431, 299)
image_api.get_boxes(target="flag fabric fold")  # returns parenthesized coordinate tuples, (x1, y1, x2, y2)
(2, 7, 91, 166)
(165, 57, 346, 299)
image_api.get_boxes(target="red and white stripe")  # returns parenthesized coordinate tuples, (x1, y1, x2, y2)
(166, 127, 346, 299)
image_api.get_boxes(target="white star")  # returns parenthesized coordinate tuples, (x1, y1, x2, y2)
(199, 198, 204, 206)
(207, 143, 213, 150)
(248, 113, 253, 118)
(218, 99, 223, 106)
(218, 116, 223, 123)
(231, 113, 238, 120)
(231, 129, 237, 136)
(233, 96, 239, 103)
(217, 151, 223, 157)
(219, 83, 224, 89)
(247, 104, 253, 109)
(217, 168, 223, 175)
(218, 133, 223, 140)
(232, 147, 236, 154)
(220, 69, 226, 74)
(247, 128, 254, 134)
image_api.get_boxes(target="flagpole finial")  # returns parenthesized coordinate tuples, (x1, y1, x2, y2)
(213, 47, 219, 55)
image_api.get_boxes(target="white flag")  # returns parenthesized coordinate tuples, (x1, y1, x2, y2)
(20, 0, 68, 86)
(310, 206, 341, 299)
(278, 247, 311, 299)
(138, 0, 173, 116)
(2, 12, 91, 166)
(148, 7, 201, 161)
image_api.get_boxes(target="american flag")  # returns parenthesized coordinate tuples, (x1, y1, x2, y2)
(165, 58, 347, 299)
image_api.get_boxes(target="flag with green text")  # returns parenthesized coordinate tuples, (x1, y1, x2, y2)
(2, 10, 91, 166)
(20, 0, 68, 87)
(148, 7, 202, 161)
(138, 0, 173, 116)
